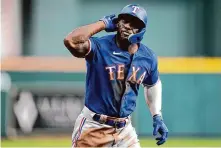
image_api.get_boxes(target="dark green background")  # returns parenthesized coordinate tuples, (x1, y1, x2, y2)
(23, 0, 221, 56)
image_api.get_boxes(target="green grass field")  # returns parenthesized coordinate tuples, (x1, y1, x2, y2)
(1, 137, 221, 147)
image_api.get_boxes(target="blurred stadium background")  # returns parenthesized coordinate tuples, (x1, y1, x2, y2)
(1, 0, 221, 147)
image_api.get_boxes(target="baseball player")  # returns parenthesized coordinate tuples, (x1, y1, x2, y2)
(64, 4, 168, 147)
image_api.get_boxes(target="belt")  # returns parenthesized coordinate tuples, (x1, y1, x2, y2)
(93, 114, 127, 129)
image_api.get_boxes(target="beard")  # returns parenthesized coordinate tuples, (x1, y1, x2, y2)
(116, 32, 131, 49)
(120, 31, 131, 40)
(117, 32, 129, 43)
(117, 28, 133, 42)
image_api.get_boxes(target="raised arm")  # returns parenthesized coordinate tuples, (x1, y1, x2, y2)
(63, 14, 117, 58)
(63, 21, 105, 58)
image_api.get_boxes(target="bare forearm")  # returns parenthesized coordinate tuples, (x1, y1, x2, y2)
(144, 80, 162, 117)
(64, 21, 105, 57)
(65, 21, 105, 44)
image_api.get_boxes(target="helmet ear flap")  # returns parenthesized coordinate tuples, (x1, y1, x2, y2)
(128, 28, 146, 43)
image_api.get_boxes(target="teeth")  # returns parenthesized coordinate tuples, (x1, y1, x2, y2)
(123, 32, 131, 36)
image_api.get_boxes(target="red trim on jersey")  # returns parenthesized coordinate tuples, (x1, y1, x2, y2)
(72, 117, 86, 147)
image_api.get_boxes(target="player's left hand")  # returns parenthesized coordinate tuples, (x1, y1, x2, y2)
(153, 115, 169, 145)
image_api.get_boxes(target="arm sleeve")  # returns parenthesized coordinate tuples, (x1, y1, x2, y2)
(142, 54, 159, 86)
(144, 80, 162, 117)
(85, 37, 99, 61)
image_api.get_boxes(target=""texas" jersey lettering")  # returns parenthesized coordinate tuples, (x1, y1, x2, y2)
(105, 64, 146, 84)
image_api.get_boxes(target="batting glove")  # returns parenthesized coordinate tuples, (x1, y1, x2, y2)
(99, 14, 117, 32)
(153, 115, 169, 146)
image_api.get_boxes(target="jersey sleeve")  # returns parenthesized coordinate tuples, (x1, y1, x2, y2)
(85, 37, 100, 61)
(142, 54, 159, 86)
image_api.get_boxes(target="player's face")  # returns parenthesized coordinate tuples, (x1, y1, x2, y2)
(117, 14, 145, 40)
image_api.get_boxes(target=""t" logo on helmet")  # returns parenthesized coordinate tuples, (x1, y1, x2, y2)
(132, 6, 139, 13)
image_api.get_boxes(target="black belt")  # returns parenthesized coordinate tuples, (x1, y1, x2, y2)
(93, 114, 126, 129)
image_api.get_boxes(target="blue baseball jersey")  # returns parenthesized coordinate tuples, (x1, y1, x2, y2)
(84, 34, 159, 117)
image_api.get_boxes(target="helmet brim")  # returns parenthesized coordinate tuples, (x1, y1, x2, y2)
(117, 13, 146, 28)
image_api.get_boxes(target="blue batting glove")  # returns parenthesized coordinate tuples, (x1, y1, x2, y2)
(99, 14, 117, 32)
(153, 115, 169, 146)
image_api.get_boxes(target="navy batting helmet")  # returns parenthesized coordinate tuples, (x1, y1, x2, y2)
(118, 4, 147, 43)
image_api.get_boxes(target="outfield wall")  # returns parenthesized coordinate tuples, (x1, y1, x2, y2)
(23, 0, 221, 56)
(1, 57, 221, 136)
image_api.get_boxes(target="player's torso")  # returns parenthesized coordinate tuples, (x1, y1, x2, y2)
(85, 35, 153, 117)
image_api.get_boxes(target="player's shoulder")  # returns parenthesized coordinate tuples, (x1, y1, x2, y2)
(139, 43, 157, 61)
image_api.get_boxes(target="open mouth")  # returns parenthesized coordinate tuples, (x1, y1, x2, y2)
(120, 30, 132, 38)
(122, 31, 130, 36)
